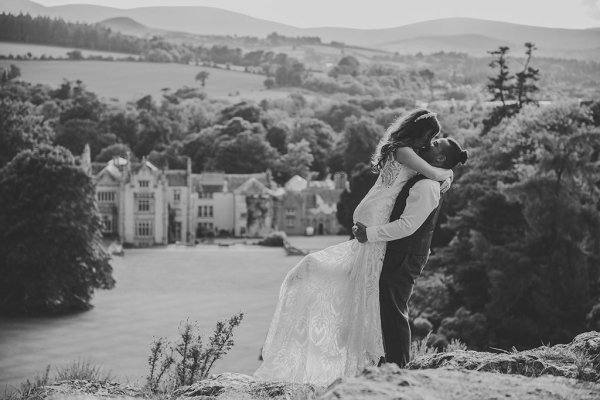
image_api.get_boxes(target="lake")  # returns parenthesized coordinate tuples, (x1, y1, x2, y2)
(0, 236, 349, 390)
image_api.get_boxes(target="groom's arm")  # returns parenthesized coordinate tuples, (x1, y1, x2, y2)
(365, 180, 440, 243)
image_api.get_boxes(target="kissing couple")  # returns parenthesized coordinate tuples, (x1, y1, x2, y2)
(254, 109, 468, 385)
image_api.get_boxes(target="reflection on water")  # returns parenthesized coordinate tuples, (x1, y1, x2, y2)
(0, 236, 348, 389)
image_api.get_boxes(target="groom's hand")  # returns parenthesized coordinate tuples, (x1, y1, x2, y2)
(352, 222, 368, 243)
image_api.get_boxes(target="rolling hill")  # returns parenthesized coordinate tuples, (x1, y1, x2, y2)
(98, 17, 156, 37)
(1, 0, 600, 59)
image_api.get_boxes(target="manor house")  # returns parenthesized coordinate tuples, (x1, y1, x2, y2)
(83, 148, 346, 246)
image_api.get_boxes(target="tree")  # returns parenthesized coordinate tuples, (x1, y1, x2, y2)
(213, 131, 278, 173)
(435, 102, 600, 349)
(264, 78, 275, 89)
(329, 55, 360, 78)
(66, 50, 84, 60)
(0, 99, 54, 168)
(487, 46, 514, 108)
(0, 64, 20, 85)
(341, 116, 382, 173)
(272, 139, 314, 184)
(0, 145, 115, 315)
(195, 70, 210, 87)
(290, 118, 336, 178)
(182, 128, 218, 173)
(515, 42, 540, 108)
(483, 44, 540, 134)
(418, 68, 435, 100)
(266, 123, 290, 154)
(95, 143, 132, 163)
(218, 101, 262, 124)
(55, 118, 115, 160)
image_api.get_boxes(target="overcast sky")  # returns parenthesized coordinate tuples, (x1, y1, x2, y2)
(34, 0, 600, 29)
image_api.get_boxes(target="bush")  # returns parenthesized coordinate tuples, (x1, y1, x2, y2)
(146, 312, 244, 394)
(257, 231, 287, 247)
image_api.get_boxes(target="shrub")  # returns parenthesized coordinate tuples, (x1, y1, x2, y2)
(257, 231, 287, 247)
(146, 312, 244, 394)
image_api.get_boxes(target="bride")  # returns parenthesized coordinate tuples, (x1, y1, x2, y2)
(254, 109, 453, 386)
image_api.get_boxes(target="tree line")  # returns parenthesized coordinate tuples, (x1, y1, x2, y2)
(0, 12, 145, 54)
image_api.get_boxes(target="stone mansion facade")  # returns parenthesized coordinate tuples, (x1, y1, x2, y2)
(83, 148, 347, 246)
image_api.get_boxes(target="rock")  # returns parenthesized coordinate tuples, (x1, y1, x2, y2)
(320, 363, 600, 400)
(173, 372, 318, 399)
(567, 331, 600, 366)
(407, 331, 600, 382)
(36, 379, 144, 399)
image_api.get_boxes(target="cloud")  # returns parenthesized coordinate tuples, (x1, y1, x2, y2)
(582, 0, 600, 20)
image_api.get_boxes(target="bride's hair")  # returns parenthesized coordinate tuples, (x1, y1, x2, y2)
(371, 108, 441, 172)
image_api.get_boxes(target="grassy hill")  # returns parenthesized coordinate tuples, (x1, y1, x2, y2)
(0, 60, 285, 102)
(98, 17, 156, 38)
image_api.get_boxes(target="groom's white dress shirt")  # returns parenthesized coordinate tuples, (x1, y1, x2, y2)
(365, 178, 441, 243)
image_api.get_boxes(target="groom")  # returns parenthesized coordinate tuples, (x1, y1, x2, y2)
(353, 137, 468, 367)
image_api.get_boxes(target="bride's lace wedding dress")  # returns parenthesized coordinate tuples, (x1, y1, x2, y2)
(254, 159, 414, 386)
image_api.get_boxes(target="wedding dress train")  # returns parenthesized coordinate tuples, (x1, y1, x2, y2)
(254, 159, 414, 386)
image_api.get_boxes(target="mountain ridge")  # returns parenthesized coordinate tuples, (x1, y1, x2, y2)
(1, 0, 599, 59)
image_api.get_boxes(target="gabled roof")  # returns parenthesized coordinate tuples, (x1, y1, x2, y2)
(285, 175, 308, 192)
(130, 160, 159, 174)
(226, 172, 269, 192)
(233, 177, 271, 196)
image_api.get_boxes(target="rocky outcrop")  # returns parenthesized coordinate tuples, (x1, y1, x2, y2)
(319, 363, 600, 400)
(27, 332, 600, 400)
(407, 331, 600, 382)
(173, 372, 318, 399)
(34, 379, 144, 399)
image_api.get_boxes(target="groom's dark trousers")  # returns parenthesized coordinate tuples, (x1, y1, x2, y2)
(379, 175, 443, 367)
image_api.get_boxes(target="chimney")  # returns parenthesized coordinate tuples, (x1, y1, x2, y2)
(334, 172, 348, 190)
(81, 144, 91, 175)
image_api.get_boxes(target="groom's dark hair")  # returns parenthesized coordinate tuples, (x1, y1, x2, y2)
(442, 138, 468, 169)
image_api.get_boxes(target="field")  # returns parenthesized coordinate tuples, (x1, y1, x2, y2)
(0, 59, 295, 102)
(0, 236, 348, 390)
(0, 42, 138, 60)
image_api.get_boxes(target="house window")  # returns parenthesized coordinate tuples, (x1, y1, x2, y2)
(135, 193, 154, 213)
(139, 180, 149, 188)
(198, 205, 214, 218)
(101, 215, 113, 232)
(138, 198, 150, 212)
(285, 208, 296, 228)
(174, 190, 181, 202)
(199, 192, 213, 199)
(136, 221, 153, 237)
(98, 191, 115, 202)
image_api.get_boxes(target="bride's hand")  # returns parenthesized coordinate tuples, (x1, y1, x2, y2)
(440, 173, 453, 193)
